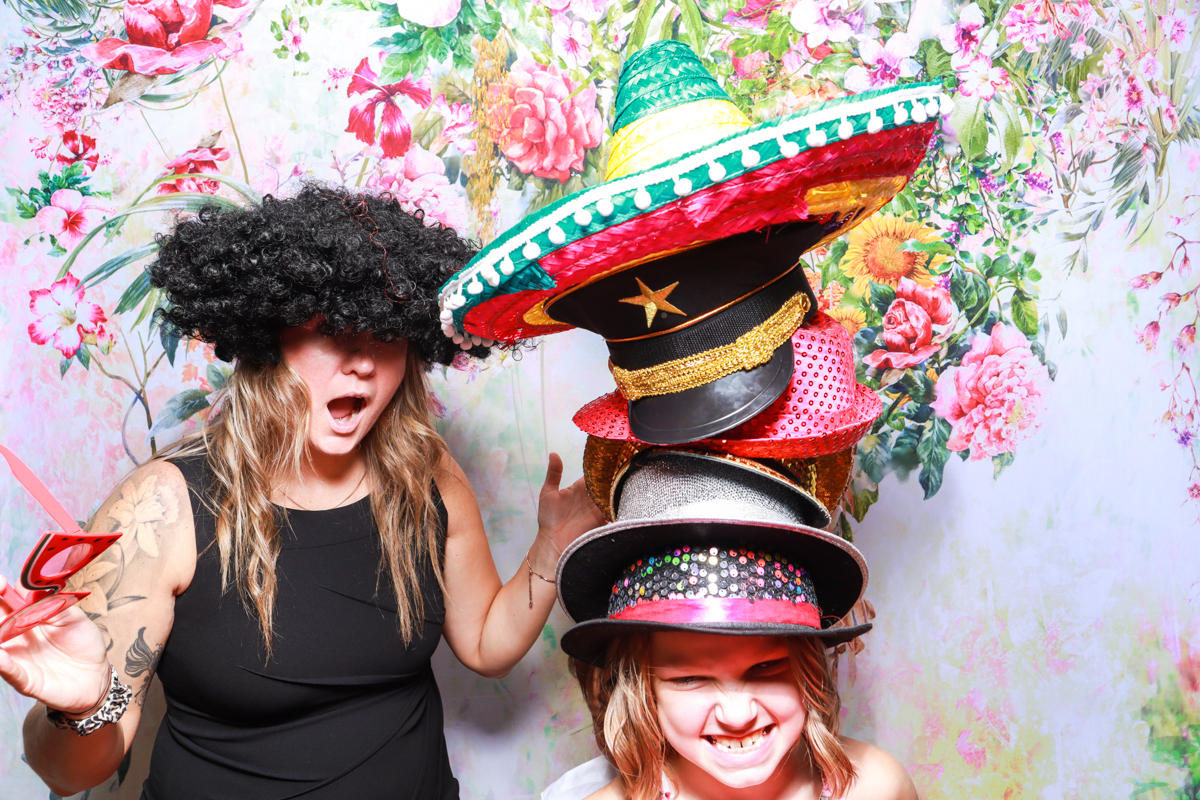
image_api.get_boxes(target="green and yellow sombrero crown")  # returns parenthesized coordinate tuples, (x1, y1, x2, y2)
(439, 41, 950, 347)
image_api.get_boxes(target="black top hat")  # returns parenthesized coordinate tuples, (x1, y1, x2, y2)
(543, 222, 823, 445)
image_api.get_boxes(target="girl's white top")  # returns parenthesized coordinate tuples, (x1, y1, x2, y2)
(541, 757, 617, 800)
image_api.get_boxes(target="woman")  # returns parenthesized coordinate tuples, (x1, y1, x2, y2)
(0, 185, 603, 799)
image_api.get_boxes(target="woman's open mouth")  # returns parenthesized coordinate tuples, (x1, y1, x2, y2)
(327, 395, 367, 433)
(704, 724, 773, 754)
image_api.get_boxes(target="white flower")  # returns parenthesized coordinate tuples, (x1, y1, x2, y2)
(844, 32, 921, 92)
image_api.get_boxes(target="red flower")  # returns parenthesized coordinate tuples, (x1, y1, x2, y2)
(1128, 271, 1163, 290)
(345, 58, 432, 159)
(55, 130, 99, 172)
(81, 0, 247, 76)
(1137, 320, 1161, 351)
(157, 146, 230, 194)
(864, 278, 954, 370)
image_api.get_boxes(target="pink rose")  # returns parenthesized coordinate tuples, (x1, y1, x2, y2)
(489, 57, 603, 183)
(81, 0, 247, 76)
(932, 323, 1049, 460)
(863, 278, 954, 370)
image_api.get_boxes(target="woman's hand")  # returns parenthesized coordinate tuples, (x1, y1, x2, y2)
(532, 453, 606, 571)
(0, 577, 111, 715)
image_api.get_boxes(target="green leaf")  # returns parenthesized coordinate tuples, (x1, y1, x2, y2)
(919, 38, 953, 79)
(74, 345, 90, 369)
(1001, 112, 1022, 173)
(992, 451, 1014, 478)
(1011, 291, 1039, 336)
(206, 363, 233, 391)
(890, 426, 922, 478)
(628, 0, 660, 52)
(849, 483, 879, 523)
(381, 50, 428, 82)
(900, 370, 936, 404)
(147, 388, 211, 441)
(60, 357, 72, 378)
(159, 321, 181, 366)
(870, 282, 896, 317)
(950, 95, 989, 162)
(838, 513, 854, 542)
(82, 242, 159, 289)
(677, 0, 707, 55)
(917, 417, 952, 499)
(951, 268, 991, 324)
(374, 28, 422, 54)
(114, 269, 153, 315)
(1056, 305, 1068, 338)
(857, 433, 892, 484)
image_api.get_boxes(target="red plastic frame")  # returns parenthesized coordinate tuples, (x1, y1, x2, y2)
(0, 445, 122, 643)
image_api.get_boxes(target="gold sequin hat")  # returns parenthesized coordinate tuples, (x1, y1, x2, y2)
(438, 40, 949, 346)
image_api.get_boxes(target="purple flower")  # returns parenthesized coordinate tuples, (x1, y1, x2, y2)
(1177, 429, 1195, 447)
(1023, 170, 1052, 192)
(937, 274, 953, 292)
(979, 173, 1004, 194)
(1050, 131, 1066, 155)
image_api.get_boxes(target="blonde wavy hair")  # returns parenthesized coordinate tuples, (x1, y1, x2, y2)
(170, 347, 446, 654)
(570, 634, 856, 800)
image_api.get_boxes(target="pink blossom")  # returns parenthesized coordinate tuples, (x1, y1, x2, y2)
(81, 0, 248, 76)
(35, 189, 108, 247)
(552, 14, 592, 69)
(1189, 482, 1200, 501)
(938, 2, 985, 69)
(429, 94, 477, 155)
(487, 56, 603, 183)
(1069, 34, 1091, 59)
(863, 278, 954, 370)
(1136, 53, 1163, 82)
(1160, 11, 1194, 51)
(368, 144, 468, 231)
(565, 0, 611, 21)
(1160, 99, 1181, 132)
(932, 323, 1049, 460)
(1129, 271, 1163, 290)
(388, 0, 461, 27)
(723, 0, 777, 29)
(282, 19, 303, 55)
(1137, 320, 1161, 350)
(157, 146, 230, 194)
(27, 272, 107, 358)
(844, 33, 921, 92)
(345, 58, 432, 160)
(957, 54, 1010, 101)
(1160, 292, 1183, 312)
(955, 730, 987, 769)
(789, 0, 870, 48)
(1124, 76, 1149, 115)
(1101, 47, 1126, 75)
(55, 130, 99, 171)
(1177, 323, 1196, 354)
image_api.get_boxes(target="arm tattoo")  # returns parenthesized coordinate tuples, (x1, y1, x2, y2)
(125, 627, 164, 707)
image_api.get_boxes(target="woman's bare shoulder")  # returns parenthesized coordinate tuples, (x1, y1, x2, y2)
(841, 737, 919, 800)
(582, 777, 625, 800)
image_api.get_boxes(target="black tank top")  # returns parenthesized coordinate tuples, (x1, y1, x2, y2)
(142, 453, 459, 800)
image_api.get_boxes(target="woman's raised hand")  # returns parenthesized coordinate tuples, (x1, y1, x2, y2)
(534, 453, 606, 567)
(0, 576, 110, 715)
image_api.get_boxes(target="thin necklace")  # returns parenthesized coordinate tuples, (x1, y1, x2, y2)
(279, 471, 366, 511)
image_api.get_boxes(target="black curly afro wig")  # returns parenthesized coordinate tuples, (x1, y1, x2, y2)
(149, 183, 491, 367)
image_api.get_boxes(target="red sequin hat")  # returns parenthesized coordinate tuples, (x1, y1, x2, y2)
(574, 312, 881, 459)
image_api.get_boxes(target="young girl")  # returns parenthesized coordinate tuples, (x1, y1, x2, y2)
(547, 450, 917, 800)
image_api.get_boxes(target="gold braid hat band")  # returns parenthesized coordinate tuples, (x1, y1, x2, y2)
(608, 292, 810, 401)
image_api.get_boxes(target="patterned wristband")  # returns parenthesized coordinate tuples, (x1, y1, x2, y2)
(46, 666, 132, 736)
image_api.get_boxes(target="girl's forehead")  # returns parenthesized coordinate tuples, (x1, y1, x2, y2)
(648, 632, 788, 668)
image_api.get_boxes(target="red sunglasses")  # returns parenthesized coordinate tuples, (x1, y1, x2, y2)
(0, 445, 121, 644)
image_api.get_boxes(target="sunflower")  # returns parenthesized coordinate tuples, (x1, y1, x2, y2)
(841, 215, 946, 291)
(827, 306, 867, 335)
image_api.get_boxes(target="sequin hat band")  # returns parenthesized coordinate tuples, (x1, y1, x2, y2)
(613, 597, 820, 626)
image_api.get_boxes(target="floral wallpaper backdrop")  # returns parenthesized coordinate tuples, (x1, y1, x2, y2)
(0, 0, 1198, 796)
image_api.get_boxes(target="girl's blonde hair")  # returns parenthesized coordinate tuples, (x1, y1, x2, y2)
(570, 634, 856, 800)
(170, 347, 446, 654)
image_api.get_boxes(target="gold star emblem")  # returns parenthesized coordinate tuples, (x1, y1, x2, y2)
(619, 278, 687, 328)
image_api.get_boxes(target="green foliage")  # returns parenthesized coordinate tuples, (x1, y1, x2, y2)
(7, 163, 96, 218)
(375, 0, 500, 81)
(147, 388, 211, 440)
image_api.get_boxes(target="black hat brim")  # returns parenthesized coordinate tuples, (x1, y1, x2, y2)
(626, 341, 794, 445)
(561, 618, 873, 666)
(557, 517, 867, 627)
